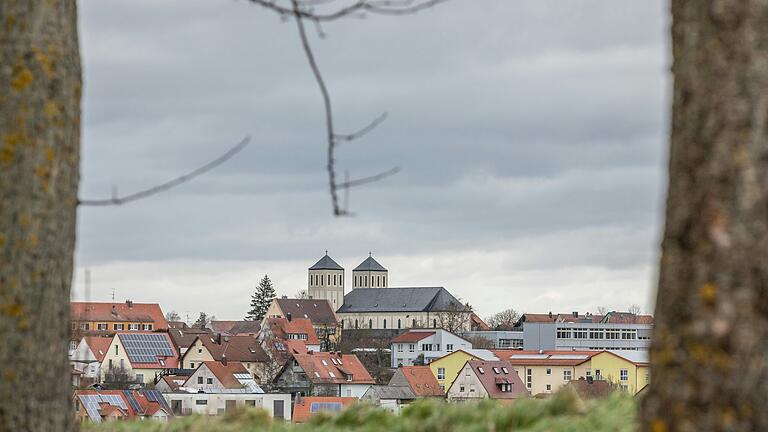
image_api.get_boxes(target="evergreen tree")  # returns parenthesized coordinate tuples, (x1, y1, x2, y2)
(192, 312, 210, 329)
(246, 275, 276, 321)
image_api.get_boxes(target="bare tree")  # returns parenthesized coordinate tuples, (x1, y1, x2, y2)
(434, 301, 472, 333)
(596, 306, 608, 316)
(165, 310, 182, 322)
(627, 304, 641, 316)
(641, 1, 768, 431)
(485, 308, 520, 330)
(295, 289, 309, 299)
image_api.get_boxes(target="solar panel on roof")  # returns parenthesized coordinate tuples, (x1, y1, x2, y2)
(80, 393, 128, 423)
(119, 333, 174, 364)
(122, 390, 140, 413)
(310, 402, 343, 413)
(143, 389, 172, 413)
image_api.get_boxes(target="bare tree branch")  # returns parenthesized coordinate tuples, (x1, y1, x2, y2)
(336, 166, 400, 189)
(248, 0, 448, 21)
(334, 112, 388, 142)
(78, 136, 251, 206)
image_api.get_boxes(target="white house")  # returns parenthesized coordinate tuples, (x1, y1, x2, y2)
(183, 361, 263, 393)
(163, 393, 292, 419)
(390, 329, 473, 368)
(70, 336, 113, 380)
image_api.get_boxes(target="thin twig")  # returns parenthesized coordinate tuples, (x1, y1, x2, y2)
(78, 136, 251, 206)
(337, 166, 400, 189)
(334, 112, 388, 142)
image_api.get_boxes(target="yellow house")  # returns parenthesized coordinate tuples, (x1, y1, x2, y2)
(100, 333, 179, 384)
(494, 350, 594, 396)
(428, 349, 498, 393)
(589, 351, 649, 394)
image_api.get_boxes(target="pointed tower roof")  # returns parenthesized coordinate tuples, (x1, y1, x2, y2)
(353, 255, 387, 272)
(309, 253, 344, 271)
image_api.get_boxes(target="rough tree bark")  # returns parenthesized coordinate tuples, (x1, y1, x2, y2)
(0, 1, 81, 430)
(642, 1, 768, 431)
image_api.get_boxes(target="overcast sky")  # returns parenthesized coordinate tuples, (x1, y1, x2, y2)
(72, 0, 671, 321)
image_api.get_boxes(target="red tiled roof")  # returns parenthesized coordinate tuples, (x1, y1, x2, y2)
(199, 361, 252, 389)
(264, 317, 320, 345)
(397, 366, 443, 397)
(602, 312, 654, 324)
(466, 360, 527, 399)
(210, 321, 240, 334)
(197, 335, 269, 363)
(520, 313, 556, 323)
(292, 397, 356, 423)
(71, 302, 168, 329)
(73, 390, 171, 420)
(158, 375, 187, 392)
(274, 298, 338, 325)
(83, 336, 113, 362)
(390, 331, 435, 343)
(292, 352, 375, 385)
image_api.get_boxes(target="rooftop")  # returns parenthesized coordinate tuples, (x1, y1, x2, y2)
(71, 301, 168, 329)
(353, 256, 387, 272)
(337, 287, 467, 313)
(274, 298, 338, 325)
(309, 254, 344, 271)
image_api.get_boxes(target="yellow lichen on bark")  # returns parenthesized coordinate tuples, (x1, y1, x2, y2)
(699, 283, 717, 306)
(11, 67, 33, 91)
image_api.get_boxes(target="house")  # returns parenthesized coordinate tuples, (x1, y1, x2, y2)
(210, 320, 262, 336)
(388, 366, 444, 398)
(427, 349, 498, 393)
(156, 375, 189, 393)
(492, 350, 596, 396)
(291, 396, 356, 423)
(599, 311, 654, 325)
(274, 351, 375, 398)
(260, 317, 322, 353)
(70, 301, 168, 344)
(183, 361, 263, 393)
(167, 326, 211, 357)
(164, 392, 291, 419)
(360, 386, 416, 413)
(390, 328, 472, 367)
(337, 287, 473, 331)
(73, 389, 172, 423)
(589, 350, 650, 394)
(181, 334, 269, 382)
(70, 336, 113, 381)
(100, 333, 179, 384)
(446, 360, 527, 401)
(265, 297, 340, 350)
(469, 313, 491, 331)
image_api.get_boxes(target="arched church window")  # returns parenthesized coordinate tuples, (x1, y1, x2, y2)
(355, 319, 359, 329)
(397, 319, 401, 329)
(368, 319, 373, 329)
(433, 319, 437, 328)
(383, 319, 387, 329)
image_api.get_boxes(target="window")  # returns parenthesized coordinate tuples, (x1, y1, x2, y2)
(563, 370, 572, 381)
(69, 340, 77, 351)
(198, 348, 203, 354)
(546, 368, 551, 375)
(409, 344, 415, 353)
(246, 400, 256, 407)
(620, 369, 629, 381)
(328, 372, 336, 378)
(365, 276, 368, 286)
(586, 369, 592, 378)
(135, 373, 144, 382)
(97, 323, 108, 331)
(128, 323, 139, 331)
(207, 378, 214, 384)
(369, 319, 373, 329)
(333, 274, 337, 285)
(469, 384, 475, 393)
(422, 344, 433, 351)
(115, 345, 119, 355)
(433, 319, 437, 328)
(546, 384, 551, 391)
(398, 319, 401, 329)
(460, 385, 465, 392)
(321, 360, 328, 366)
(595, 369, 602, 379)
(143, 324, 153, 331)
(556, 328, 571, 339)
(465, 367, 470, 376)
(195, 400, 207, 405)
(478, 367, 485, 375)
(119, 359, 124, 369)
(412, 319, 417, 327)
(198, 376, 204, 384)
(113, 323, 124, 331)
(526, 369, 532, 389)
(493, 367, 500, 374)
(80, 323, 90, 330)
(437, 368, 445, 379)
(501, 367, 509, 374)
(446, 344, 454, 352)
(383, 319, 387, 329)
(108, 359, 113, 369)
(190, 362, 195, 369)
(355, 319, 359, 329)
(383, 276, 386, 286)
(397, 344, 403, 352)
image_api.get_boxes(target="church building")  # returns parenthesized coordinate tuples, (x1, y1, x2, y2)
(306, 253, 472, 332)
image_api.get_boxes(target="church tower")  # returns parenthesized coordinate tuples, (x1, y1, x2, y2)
(352, 254, 388, 289)
(308, 252, 345, 309)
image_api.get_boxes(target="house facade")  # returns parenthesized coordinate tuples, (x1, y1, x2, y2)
(164, 393, 291, 419)
(265, 297, 340, 350)
(70, 336, 112, 381)
(73, 389, 172, 423)
(390, 329, 473, 367)
(180, 335, 269, 381)
(493, 350, 595, 396)
(446, 360, 527, 401)
(183, 361, 263, 393)
(259, 317, 321, 353)
(70, 301, 168, 346)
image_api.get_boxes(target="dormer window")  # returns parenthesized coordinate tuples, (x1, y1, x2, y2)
(501, 367, 509, 374)
(493, 367, 500, 374)
(478, 367, 485, 374)
(328, 372, 336, 378)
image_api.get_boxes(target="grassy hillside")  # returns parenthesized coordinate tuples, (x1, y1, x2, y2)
(83, 391, 636, 432)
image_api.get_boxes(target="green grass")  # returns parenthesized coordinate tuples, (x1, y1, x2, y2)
(83, 390, 636, 432)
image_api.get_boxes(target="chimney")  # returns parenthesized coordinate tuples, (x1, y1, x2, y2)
(572, 311, 578, 318)
(282, 295, 288, 299)
(223, 336, 229, 343)
(126, 300, 133, 308)
(548, 311, 552, 319)
(221, 355, 227, 366)
(111, 305, 117, 316)
(286, 313, 292, 322)
(216, 333, 222, 345)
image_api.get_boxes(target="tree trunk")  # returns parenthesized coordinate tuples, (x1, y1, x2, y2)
(0, 1, 80, 430)
(642, 1, 768, 431)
